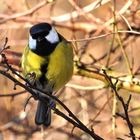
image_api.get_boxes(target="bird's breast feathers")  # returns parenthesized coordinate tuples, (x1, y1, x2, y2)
(21, 41, 73, 91)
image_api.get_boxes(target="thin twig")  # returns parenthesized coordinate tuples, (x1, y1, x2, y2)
(88, 95, 113, 126)
(66, 83, 105, 90)
(112, 0, 132, 78)
(0, 0, 48, 24)
(0, 49, 103, 140)
(0, 90, 26, 97)
(103, 70, 136, 140)
(68, 30, 140, 42)
(51, 0, 111, 22)
(119, 14, 133, 31)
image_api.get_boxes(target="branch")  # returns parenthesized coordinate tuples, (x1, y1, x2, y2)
(2, 48, 140, 94)
(0, 47, 103, 140)
(0, 90, 26, 97)
(75, 64, 140, 93)
(103, 70, 136, 140)
(68, 30, 140, 42)
(51, 0, 111, 22)
(0, 0, 48, 24)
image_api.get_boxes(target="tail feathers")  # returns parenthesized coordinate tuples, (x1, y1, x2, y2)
(35, 101, 51, 127)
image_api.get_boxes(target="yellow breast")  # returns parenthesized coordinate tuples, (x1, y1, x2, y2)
(21, 41, 73, 91)
(47, 41, 73, 90)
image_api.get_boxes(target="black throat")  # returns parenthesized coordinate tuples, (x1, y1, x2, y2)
(31, 34, 62, 56)
(32, 39, 58, 56)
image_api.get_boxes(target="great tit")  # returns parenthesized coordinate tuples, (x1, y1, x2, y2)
(21, 23, 73, 127)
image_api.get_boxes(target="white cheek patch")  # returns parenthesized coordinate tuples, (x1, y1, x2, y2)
(29, 35, 37, 50)
(45, 27, 59, 44)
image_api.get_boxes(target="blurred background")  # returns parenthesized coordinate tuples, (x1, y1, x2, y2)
(0, 0, 140, 139)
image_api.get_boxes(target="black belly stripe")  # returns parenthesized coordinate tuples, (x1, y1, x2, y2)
(39, 63, 48, 86)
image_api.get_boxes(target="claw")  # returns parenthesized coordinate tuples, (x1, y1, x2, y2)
(26, 72, 36, 85)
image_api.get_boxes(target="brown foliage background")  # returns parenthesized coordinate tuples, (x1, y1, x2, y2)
(0, 0, 140, 140)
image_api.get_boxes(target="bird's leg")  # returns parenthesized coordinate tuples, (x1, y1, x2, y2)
(25, 72, 36, 86)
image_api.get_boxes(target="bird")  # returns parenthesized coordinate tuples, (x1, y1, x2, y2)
(21, 22, 73, 127)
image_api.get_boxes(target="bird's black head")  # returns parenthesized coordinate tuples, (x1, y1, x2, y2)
(30, 23, 51, 40)
(29, 23, 60, 56)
